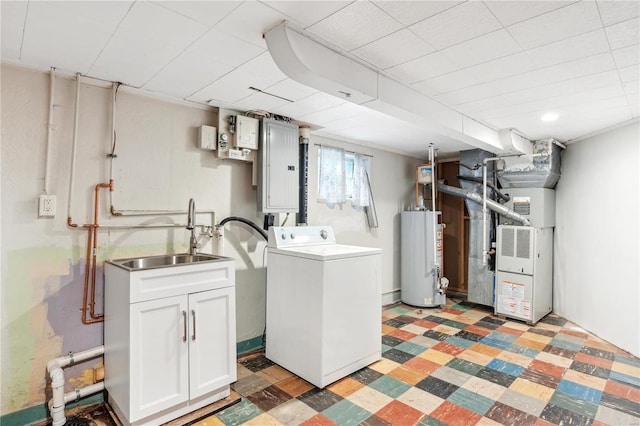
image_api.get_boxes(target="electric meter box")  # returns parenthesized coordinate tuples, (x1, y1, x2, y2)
(235, 115, 259, 150)
(258, 118, 299, 213)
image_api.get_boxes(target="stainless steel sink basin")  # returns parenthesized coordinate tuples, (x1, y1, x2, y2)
(107, 253, 230, 271)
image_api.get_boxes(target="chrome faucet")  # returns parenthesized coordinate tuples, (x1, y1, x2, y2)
(187, 198, 197, 255)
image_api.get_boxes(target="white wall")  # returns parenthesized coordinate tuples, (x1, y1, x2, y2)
(0, 64, 420, 415)
(554, 121, 640, 357)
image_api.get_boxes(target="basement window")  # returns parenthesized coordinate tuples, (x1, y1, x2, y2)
(317, 145, 371, 206)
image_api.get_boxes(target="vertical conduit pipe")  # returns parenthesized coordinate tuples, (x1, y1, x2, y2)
(429, 145, 438, 272)
(67, 73, 81, 227)
(297, 127, 310, 226)
(44, 67, 56, 195)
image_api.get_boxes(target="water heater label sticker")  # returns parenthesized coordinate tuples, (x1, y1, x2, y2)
(513, 196, 531, 215)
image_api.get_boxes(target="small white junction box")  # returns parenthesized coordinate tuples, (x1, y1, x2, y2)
(198, 125, 217, 150)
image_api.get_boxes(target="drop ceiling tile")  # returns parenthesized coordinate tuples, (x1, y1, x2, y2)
(373, 1, 463, 26)
(435, 52, 616, 105)
(619, 64, 640, 83)
(235, 52, 287, 86)
(418, 51, 537, 95)
(188, 28, 265, 68)
(143, 50, 235, 99)
(261, 1, 352, 28)
(214, 1, 297, 49)
(501, 70, 621, 104)
(624, 80, 639, 95)
(526, 29, 610, 69)
(20, 2, 119, 73)
(605, 17, 640, 50)
(117, 1, 208, 46)
(233, 91, 292, 111)
(386, 52, 459, 84)
(53, 1, 133, 26)
(1, 1, 28, 60)
(352, 29, 435, 70)
(188, 69, 258, 104)
(306, 1, 403, 52)
(297, 102, 365, 125)
(597, 0, 640, 26)
(440, 29, 521, 68)
(265, 79, 319, 102)
(612, 43, 640, 67)
(455, 96, 515, 114)
(484, 1, 576, 27)
(271, 92, 346, 118)
(154, 1, 241, 27)
(409, 2, 501, 50)
(507, 1, 601, 49)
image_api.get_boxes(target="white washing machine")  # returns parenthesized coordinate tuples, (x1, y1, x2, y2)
(266, 226, 382, 388)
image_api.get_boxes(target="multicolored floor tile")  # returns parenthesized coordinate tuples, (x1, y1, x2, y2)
(194, 301, 640, 426)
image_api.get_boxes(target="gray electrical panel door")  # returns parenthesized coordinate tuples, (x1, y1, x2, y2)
(258, 118, 299, 213)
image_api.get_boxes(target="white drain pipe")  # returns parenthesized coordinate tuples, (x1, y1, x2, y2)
(47, 346, 105, 426)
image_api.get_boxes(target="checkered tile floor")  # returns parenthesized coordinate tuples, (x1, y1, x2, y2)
(195, 301, 640, 426)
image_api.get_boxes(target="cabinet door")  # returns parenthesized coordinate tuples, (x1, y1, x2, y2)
(188, 287, 237, 399)
(130, 295, 189, 421)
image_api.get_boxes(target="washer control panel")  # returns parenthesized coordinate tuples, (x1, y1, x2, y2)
(268, 226, 336, 248)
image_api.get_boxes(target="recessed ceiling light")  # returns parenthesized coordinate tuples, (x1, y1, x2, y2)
(541, 113, 559, 122)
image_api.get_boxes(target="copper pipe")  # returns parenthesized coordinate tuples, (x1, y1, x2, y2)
(67, 217, 78, 228)
(81, 224, 101, 324)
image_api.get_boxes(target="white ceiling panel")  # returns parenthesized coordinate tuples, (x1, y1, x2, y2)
(4, 0, 638, 154)
(507, 1, 602, 49)
(233, 91, 292, 112)
(386, 52, 459, 85)
(189, 69, 258, 104)
(619, 64, 640, 84)
(440, 30, 521, 68)
(154, 1, 241, 28)
(142, 50, 235, 99)
(186, 29, 265, 68)
(419, 52, 537, 95)
(20, 2, 119, 73)
(605, 17, 640, 50)
(525, 29, 610, 69)
(409, 2, 501, 50)
(265, 79, 319, 102)
(306, 1, 403, 52)
(435, 52, 617, 106)
(352, 29, 435, 70)
(612, 44, 640, 68)
(214, 1, 290, 49)
(261, 1, 352, 28)
(501, 70, 622, 104)
(373, 1, 463, 26)
(235, 52, 288, 87)
(297, 102, 366, 125)
(0, 1, 28, 60)
(484, 1, 576, 27)
(271, 92, 346, 118)
(597, 0, 640, 26)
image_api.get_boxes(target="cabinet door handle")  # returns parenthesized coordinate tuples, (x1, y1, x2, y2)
(182, 310, 187, 342)
(191, 309, 196, 341)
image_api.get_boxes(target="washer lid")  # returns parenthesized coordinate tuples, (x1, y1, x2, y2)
(269, 243, 381, 261)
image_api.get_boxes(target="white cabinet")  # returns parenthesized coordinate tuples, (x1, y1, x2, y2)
(104, 258, 236, 426)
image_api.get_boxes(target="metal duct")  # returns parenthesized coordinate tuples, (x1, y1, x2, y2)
(297, 127, 310, 225)
(497, 139, 563, 189)
(438, 184, 530, 226)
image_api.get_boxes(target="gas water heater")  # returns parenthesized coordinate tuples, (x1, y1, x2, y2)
(401, 211, 448, 307)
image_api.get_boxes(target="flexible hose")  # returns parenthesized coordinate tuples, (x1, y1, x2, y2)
(218, 216, 268, 241)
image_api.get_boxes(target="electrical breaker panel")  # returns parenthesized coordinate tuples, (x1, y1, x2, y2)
(258, 118, 299, 213)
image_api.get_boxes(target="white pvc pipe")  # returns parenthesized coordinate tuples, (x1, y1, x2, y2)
(47, 346, 105, 426)
(44, 67, 56, 194)
(67, 73, 81, 220)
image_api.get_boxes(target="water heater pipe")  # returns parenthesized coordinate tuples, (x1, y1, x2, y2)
(428, 145, 438, 272)
(47, 345, 105, 426)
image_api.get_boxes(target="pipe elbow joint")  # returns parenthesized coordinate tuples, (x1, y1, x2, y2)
(50, 368, 65, 387)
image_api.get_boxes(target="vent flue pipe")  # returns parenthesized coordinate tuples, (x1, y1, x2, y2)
(438, 183, 530, 226)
